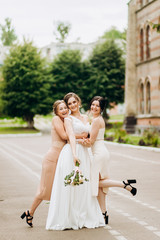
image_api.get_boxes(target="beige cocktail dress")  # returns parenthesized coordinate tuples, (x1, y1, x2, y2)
(36, 121, 66, 201)
(91, 128, 110, 196)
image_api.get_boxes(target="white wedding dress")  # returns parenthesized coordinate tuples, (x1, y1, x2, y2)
(46, 116, 105, 230)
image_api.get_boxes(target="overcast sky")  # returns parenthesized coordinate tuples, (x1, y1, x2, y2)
(0, 0, 129, 47)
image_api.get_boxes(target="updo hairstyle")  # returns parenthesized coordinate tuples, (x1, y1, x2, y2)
(90, 96, 106, 112)
(64, 92, 81, 106)
(53, 100, 66, 115)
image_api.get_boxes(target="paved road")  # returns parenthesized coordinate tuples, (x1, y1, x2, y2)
(0, 135, 160, 240)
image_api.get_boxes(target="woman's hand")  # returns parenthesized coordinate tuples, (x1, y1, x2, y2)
(81, 132, 88, 138)
(83, 138, 91, 147)
(76, 138, 91, 147)
(73, 156, 80, 166)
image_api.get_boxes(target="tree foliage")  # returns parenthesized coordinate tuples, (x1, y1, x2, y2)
(82, 40, 125, 114)
(49, 41, 125, 115)
(102, 26, 126, 41)
(49, 49, 84, 101)
(1, 41, 52, 128)
(0, 18, 17, 46)
(102, 26, 127, 55)
(53, 21, 71, 43)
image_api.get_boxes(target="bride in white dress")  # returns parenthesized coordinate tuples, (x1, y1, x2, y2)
(46, 93, 105, 230)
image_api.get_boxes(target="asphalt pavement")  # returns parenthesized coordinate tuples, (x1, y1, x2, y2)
(0, 134, 160, 240)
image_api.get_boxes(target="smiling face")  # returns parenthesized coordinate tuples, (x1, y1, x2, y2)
(56, 102, 69, 119)
(90, 100, 101, 116)
(67, 97, 79, 113)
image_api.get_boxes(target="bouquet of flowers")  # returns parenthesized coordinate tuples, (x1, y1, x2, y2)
(64, 160, 89, 186)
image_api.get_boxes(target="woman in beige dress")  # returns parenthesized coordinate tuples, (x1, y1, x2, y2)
(81, 96, 137, 224)
(21, 100, 87, 227)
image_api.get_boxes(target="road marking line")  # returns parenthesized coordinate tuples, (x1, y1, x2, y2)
(108, 230, 120, 235)
(128, 217, 138, 221)
(145, 226, 158, 231)
(105, 141, 160, 153)
(0, 143, 41, 169)
(104, 225, 128, 240)
(110, 189, 160, 213)
(113, 208, 160, 237)
(115, 236, 128, 240)
(6, 142, 43, 158)
(137, 221, 148, 226)
(121, 213, 130, 217)
(148, 206, 157, 209)
(0, 148, 40, 180)
(104, 225, 112, 230)
(110, 151, 160, 165)
(154, 232, 160, 237)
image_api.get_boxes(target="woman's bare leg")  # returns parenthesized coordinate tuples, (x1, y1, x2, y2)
(99, 179, 133, 192)
(97, 187, 107, 213)
(29, 196, 43, 216)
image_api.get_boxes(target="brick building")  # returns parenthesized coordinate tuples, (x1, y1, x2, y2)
(124, 0, 160, 133)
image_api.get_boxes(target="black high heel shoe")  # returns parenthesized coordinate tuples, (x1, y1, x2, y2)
(21, 210, 33, 227)
(123, 179, 137, 196)
(102, 211, 109, 224)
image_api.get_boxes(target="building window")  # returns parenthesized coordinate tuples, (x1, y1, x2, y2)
(140, 83, 144, 114)
(146, 81, 151, 114)
(146, 25, 150, 59)
(140, 29, 144, 61)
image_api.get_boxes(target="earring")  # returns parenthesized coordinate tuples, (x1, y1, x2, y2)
(69, 109, 71, 114)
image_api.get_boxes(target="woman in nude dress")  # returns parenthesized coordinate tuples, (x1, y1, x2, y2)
(80, 96, 137, 224)
(21, 99, 88, 227)
(20, 100, 69, 227)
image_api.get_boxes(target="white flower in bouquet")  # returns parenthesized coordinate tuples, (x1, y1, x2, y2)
(64, 160, 89, 186)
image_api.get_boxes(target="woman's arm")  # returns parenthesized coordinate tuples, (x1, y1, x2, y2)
(64, 118, 80, 165)
(52, 116, 68, 141)
(75, 132, 88, 139)
(53, 116, 87, 140)
(89, 118, 100, 145)
(77, 118, 100, 147)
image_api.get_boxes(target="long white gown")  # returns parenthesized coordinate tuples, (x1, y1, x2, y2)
(46, 116, 105, 230)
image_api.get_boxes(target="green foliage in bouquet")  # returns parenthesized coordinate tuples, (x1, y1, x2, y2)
(64, 160, 89, 186)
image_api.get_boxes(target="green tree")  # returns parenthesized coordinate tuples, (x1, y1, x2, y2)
(102, 26, 126, 41)
(102, 26, 127, 55)
(53, 21, 71, 43)
(1, 40, 52, 128)
(82, 40, 125, 118)
(49, 49, 83, 101)
(0, 18, 17, 46)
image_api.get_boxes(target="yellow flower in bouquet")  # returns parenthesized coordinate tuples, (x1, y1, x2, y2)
(64, 160, 89, 186)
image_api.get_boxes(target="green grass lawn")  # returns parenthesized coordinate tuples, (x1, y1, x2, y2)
(108, 114, 124, 121)
(0, 127, 40, 134)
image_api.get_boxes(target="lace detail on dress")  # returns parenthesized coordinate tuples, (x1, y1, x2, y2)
(70, 116, 90, 134)
(64, 117, 72, 121)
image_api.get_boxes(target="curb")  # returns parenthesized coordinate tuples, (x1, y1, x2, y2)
(0, 132, 159, 152)
(104, 141, 160, 153)
(0, 132, 42, 138)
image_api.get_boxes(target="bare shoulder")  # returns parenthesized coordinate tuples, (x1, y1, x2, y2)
(92, 116, 100, 124)
(52, 116, 62, 125)
(92, 116, 105, 128)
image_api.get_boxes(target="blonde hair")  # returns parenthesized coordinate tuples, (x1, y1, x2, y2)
(64, 92, 81, 106)
(53, 100, 66, 115)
